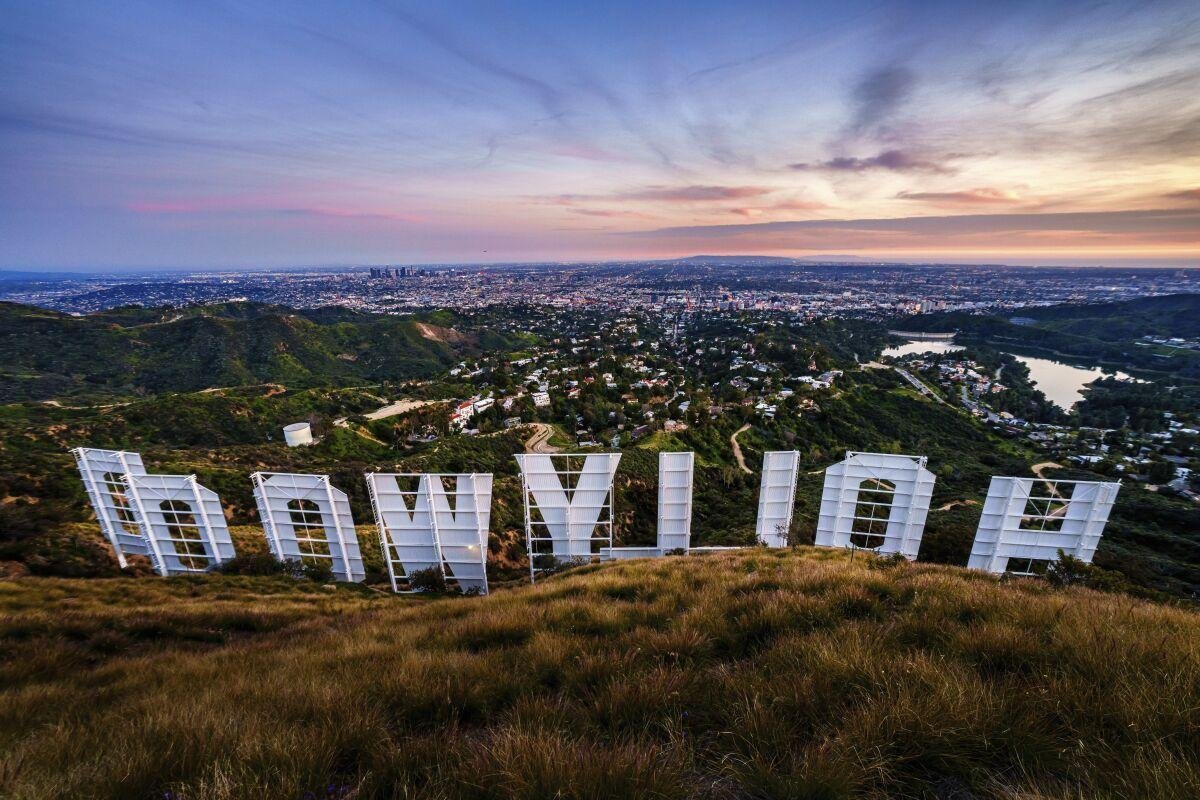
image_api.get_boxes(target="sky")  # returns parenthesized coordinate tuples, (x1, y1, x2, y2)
(1, 0, 1198, 269)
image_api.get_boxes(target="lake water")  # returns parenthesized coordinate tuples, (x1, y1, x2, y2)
(1009, 354, 1135, 410)
(881, 339, 963, 358)
(883, 338, 1133, 410)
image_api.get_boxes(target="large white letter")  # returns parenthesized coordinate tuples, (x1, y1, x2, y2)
(815, 451, 935, 559)
(516, 452, 620, 580)
(603, 450, 695, 560)
(252, 472, 365, 582)
(72, 447, 151, 568)
(968, 476, 1120, 575)
(123, 473, 235, 576)
(367, 472, 493, 594)
(755, 450, 800, 547)
(657, 451, 694, 553)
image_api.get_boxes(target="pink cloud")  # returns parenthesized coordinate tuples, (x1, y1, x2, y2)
(622, 185, 771, 202)
(896, 188, 1023, 205)
(728, 199, 826, 217)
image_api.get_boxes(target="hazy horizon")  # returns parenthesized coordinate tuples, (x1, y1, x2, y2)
(3, 1, 1198, 269)
(3, 253, 1200, 275)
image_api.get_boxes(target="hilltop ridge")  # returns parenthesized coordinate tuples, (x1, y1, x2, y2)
(0, 301, 519, 402)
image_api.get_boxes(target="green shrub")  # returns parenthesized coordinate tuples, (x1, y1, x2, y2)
(216, 552, 299, 577)
(407, 566, 447, 593)
(216, 553, 334, 583)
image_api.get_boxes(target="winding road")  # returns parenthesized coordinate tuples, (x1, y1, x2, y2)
(523, 423, 561, 454)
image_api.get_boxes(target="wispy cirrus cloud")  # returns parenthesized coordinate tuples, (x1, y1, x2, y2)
(728, 199, 827, 218)
(846, 63, 916, 135)
(789, 149, 952, 173)
(129, 199, 420, 224)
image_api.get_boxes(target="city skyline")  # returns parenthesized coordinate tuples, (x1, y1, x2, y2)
(3, 1, 1199, 269)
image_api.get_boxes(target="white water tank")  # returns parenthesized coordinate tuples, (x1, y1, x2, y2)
(283, 422, 313, 447)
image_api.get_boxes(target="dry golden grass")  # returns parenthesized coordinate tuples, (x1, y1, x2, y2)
(1, 548, 1198, 799)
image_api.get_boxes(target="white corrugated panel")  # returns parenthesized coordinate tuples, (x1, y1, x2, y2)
(657, 451, 694, 552)
(599, 546, 661, 560)
(428, 474, 492, 594)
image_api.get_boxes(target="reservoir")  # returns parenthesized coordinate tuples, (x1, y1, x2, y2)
(881, 339, 963, 358)
(1012, 354, 1135, 410)
(883, 338, 1135, 410)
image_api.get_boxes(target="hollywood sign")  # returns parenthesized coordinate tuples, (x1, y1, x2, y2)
(73, 445, 1121, 593)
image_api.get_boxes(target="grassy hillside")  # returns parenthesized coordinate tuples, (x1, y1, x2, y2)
(1, 549, 1197, 799)
(0, 302, 517, 402)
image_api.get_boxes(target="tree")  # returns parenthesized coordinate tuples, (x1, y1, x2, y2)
(1147, 460, 1177, 485)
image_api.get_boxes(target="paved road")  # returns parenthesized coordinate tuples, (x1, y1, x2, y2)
(894, 367, 947, 405)
(523, 423, 561, 454)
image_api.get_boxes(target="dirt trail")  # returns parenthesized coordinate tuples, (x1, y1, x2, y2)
(363, 399, 435, 421)
(1031, 462, 1064, 498)
(524, 423, 561, 454)
(730, 424, 752, 474)
(936, 499, 978, 512)
(199, 382, 285, 396)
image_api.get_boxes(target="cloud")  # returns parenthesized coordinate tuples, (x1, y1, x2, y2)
(896, 188, 1022, 205)
(727, 199, 827, 218)
(789, 149, 951, 173)
(620, 208, 1200, 239)
(384, 8, 567, 118)
(1166, 188, 1200, 202)
(567, 208, 653, 219)
(544, 186, 773, 206)
(129, 200, 419, 223)
(621, 185, 772, 202)
(848, 64, 916, 134)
